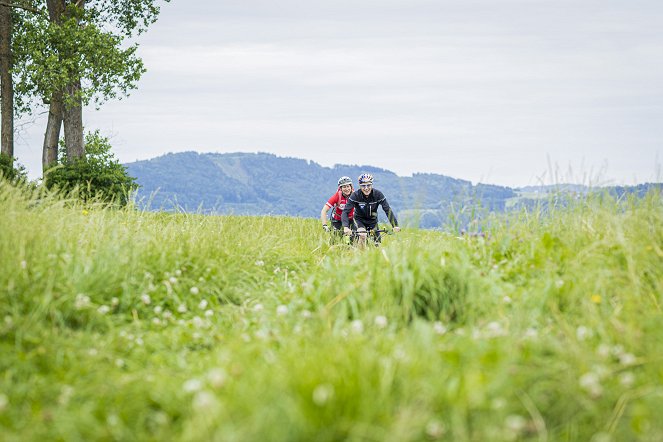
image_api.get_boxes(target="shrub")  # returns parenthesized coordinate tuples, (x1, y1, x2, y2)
(44, 130, 138, 206)
(0, 153, 28, 183)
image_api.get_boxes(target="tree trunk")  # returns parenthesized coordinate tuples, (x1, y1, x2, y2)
(60, 0, 85, 162)
(42, 91, 63, 170)
(0, 3, 13, 161)
(63, 79, 84, 162)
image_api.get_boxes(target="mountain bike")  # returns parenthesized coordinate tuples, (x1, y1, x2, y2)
(349, 226, 393, 247)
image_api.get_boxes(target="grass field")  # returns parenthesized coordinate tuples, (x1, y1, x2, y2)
(1, 180, 662, 441)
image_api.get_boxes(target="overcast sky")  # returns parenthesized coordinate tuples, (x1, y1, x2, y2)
(15, 0, 663, 187)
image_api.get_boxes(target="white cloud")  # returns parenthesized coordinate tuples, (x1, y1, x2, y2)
(14, 0, 663, 187)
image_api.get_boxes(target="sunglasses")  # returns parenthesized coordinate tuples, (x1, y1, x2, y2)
(360, 184, 372, 188)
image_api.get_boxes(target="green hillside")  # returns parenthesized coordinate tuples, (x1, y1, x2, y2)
(126, 152, 515, 228)
(1, 180, 663, 441)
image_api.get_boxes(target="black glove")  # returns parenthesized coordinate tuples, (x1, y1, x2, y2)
(322, 224, 330, 232)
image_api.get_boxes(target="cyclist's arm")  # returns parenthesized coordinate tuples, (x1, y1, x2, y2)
(341, 198, 355, 228)
(320, 204, 331, 226)
(380, 196, 399, 227)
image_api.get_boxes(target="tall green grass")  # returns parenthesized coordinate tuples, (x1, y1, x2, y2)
(1, 180, 662, 441)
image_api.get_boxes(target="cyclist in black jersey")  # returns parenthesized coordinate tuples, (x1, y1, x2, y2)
(341, 173, 400, 245)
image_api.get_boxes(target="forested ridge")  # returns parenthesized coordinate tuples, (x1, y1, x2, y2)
(126, 151, 660, 228)
(126, 151, 516, 228)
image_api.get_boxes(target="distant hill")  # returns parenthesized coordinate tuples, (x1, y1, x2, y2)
(125, 152, 516, 228)
(125, 152, 661, 228)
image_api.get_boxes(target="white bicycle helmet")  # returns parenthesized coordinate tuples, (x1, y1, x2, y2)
(337, 176, 353, 187)
(358, 173, 373, 185)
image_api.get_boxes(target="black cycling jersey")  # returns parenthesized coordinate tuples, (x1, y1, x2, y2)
(341, 188, 398, 229)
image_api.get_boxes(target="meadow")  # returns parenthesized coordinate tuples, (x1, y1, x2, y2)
(1, 180, 662, 441)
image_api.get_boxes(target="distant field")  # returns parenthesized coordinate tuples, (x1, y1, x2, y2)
(1, 181, 662, 441)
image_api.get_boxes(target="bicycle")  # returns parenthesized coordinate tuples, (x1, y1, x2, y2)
(348, 226, 393, 247)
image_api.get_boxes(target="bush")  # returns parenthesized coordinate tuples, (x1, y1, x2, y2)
(0, 153, 28, 183)
(44, 130, 138, 206)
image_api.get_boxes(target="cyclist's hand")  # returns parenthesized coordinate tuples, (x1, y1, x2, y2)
(393, 226, 401, 233)
(323, 224, 330, 232)
(343, 227, 352, 235)
(358, 229, 367, 238)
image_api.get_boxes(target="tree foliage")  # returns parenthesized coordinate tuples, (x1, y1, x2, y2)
(0, 153, 27, 182)
(44, 130, 138, 206)
(11, 2, 150, 116)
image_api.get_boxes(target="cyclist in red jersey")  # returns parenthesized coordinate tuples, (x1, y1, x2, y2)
(320, 176, 357, 235)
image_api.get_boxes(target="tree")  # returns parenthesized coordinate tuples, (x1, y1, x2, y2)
(0, 3, 13, 163)
(10, 0, 168, 173)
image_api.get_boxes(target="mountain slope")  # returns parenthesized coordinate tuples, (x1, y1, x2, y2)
(126, 151, 516, 227)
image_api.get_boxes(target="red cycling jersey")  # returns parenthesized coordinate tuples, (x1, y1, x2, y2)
(326, 190, 354, 221)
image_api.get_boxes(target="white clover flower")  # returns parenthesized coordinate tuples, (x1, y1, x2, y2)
(154, 305, 163, 315)
(115, 359, 126, 368)
(301, 310, 312, 319)
(182, 378, 202, 393)
(192, 316, 205, 328)
(152, 318, 161, 325)
(20, 260, 27, 269)
(204, 309, 214, 317)
(491, 397, 507, 410)
(163, 310, 173, 320)
(193, 391, 218, 410)
(207, 368, 227, 388)
(135, 337, 144, 346)
(58, 385, 74, 406)
(433, 321, 447, 335)
(140, 294, 151, 305)
(255, 260, 265, 267)
(524, 328, 538, 339)
(175, 269, 182, 277)
(177, 304, 188, 313)
(198, 277, 205, 282)
(579, 372, 603, 397)
(351, 320, 364, 334)
(619, 372, 635, 387)
(619, 353, 637, 366)
(253, 303, 264, 312)
(425, 419, 446, 439)
(611, 345, 625, 357)
(505, 414, 527, 432)
(485, 321, 506, 337)
(254, 329, 269, 340)
(111, 297, 119, 306)
(596, 344, 611, 358)
(374, 315, 388, 329)
(97, 305, 111, 315)
(169, 277, 178, 284)
(190, 287, 200, 295)
(576, 326, 592, 341)
(273, 267, 281, 274)
(312, 384, 334, 406)
(555, 279, 564, 288)
(276, 305, 288, 316)
(503, 295, 512, 304)
(75, 294, 90, 310)
(106, 414, 120, 427)
(198, 299, 208, 310)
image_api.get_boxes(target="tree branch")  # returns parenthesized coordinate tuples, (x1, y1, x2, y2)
(0, 1, 43, 15)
